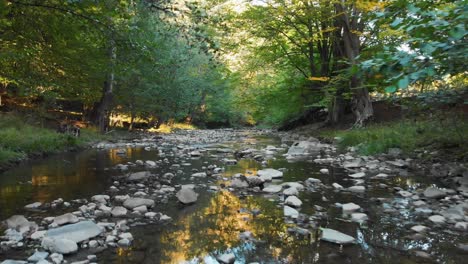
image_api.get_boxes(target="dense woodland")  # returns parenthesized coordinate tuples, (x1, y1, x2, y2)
(0, 0, 466, 131)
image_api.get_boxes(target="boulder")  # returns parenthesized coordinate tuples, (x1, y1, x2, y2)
(44, 221, 103, 243)
(41, 237, 78, 254)
(230, 178, 249, 188)
(53, 213, 79, 226)
(5, 215, 37, 234)
(349, 172, 366, 179)
(27, 251, 49, 262)
(348, 186, 366, 193)
(320, 228, 355, 244)
(428, 215, 446, 224)
(24, 202, 42, 209)
(285, 196, 302, 207)
(111, 206, 128, 217)
(342, 203, 360, 213)
(283, 187, 299, 196)
(257, 168, 283, 179)
(351, 213, 368, 222)
(246, 176, 264, 187)
(91, 195, 110, 204)
(217, 253, 235, 264)
(287, 141, 325, 156)
(263, 185, 282, 193)
(176, 188, 198, 204)
(423, 187, 446, 199)
(284, 206, 299, 218)
(123, 198, 155, 209)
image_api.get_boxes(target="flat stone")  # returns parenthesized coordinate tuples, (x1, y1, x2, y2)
(91, 195, 110, 204)
(285, 196, 302, 207)
(349, 172, 365, 178)
(428, 215, 446, 224)
(1, 260, 27, 264)
(25, 202, 42, 209)
(123, 198, 155, 209)
(217, 252, 235, 264)
(351, 213, 368, 222)
(283, 187, 299, 196)
(263, 185, 282, 193)
(45, 221, 103, 243)
(411, 225, 428, 233)
(320, 228, 355, 244)
(257, 168, 283, 179)
(320, 168, 329, 174)
(348, 186, 366, 193)
(455, 222, 468, 230)
(41, 237, 78, 254)
(399, 191, 413, 197)
(342, 203, 360, 213)
(111, 206, 128, 217)
(283, 206, 299, 218)
(28, 251, 49, 262)
(424, 187, 446, 199)
(128, 171, 150, 181)
(191, 172, 207, 178)
(230, 178, 249, 188)
(53, 213, 79, 226)
(176, 188, 198, 204)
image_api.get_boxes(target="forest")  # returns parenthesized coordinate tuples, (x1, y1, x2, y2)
(0, 0, 467, 263)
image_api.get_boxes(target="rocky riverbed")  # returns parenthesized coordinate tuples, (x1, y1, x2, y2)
(0, 129, 467, 263)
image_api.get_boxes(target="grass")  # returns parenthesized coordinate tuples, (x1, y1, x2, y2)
(0, 113, 109, 167)
(320, 116, 468, 158)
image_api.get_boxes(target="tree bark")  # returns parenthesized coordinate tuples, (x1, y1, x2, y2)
(336, 3, 373, 127)
(93, 37, 116, 133)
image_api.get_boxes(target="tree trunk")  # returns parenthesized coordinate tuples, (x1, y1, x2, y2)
(93, 37, 116, 133)
(336, 3, 373, 127)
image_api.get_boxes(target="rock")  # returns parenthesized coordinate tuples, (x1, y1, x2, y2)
(282, 182, 305, 191)
(133, 205, 148, 214)
(217, 253, 235, 264)
(53, 213, 79, 226)
(117, 238, 131, 247)
(455, 222, 468, 230)
(287, 141, 324, 156)
(111, 206, 128, 217)
(1, 261, 27, 264)
(332, 183, 343, 190)
(25, 202, 42, 209)
(320, 168, 329, 174)
(176, 188, 198, 204)
(411, 225, 428, 233)
(306, 178, 322, 184)
(283, 206, 299, 218)
(145, 160, 157, 167)
(123, 198, 155, 209)
(283, 187, 299, 196)
(44, 221, 103, 243)
(28, 251, 49, 262)
(49, 253, 63, 264)
(230, 178, 249, 188)
(128, 171, 150, 181)
(398, 191, 413, 198)
(222, 159, 238, 165)
(189, 151, 201, 157)
(320, 228, 355, 245)
(31, 230, 47, 240)
(41, 237, 78, 254)
(342, 203, 360, 213)
(246, 176, 264, 187)
(349, 172, 366, 178)
(114, 195, 130, 203)
(348, 186, 366, 193)
(373, 173, 389, 179)
(423, 187, 446, 199)
(5, 215, 36, 234)
(191, 172, 207, 178)
(351, 213, 368, 223)
(263, 185, 282, 193)
(257, 168, 283, 179)
(285, 196, 302, 207)
(428, 215, 446, 224)
(91, 195, 110, 204)
(88, 240, 98, 248)
(343, 159, 362, 168)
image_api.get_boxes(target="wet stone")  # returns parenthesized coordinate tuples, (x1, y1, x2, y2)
(320, 228, 355, 245)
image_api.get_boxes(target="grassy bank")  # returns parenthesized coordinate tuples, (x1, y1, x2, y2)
(0, 113, 108, 167)
(320, 117, 468, 159)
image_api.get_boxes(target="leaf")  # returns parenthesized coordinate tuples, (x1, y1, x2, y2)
(385, 86, 397, 93)
(397, 76, 409, 89)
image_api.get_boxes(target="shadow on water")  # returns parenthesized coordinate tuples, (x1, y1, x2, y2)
(0, 133, 466, 263)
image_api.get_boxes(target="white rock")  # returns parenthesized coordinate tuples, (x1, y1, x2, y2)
(123, 198, 154, 209)
(349, 172, 366, 178)
(283, 187, 299, 196)
(41, 237, 78, 254)
(283, 206, 299, 218)
(424, 187, 446, 199)
(31, 230, 47, 240)
(27, 251, 49, 262)
(176, 188, 198, 204)
(428, 215, 446, 224)
(320, 168, 329, 174)
(117, 238, 131, 247)
(411, 225, 428, 233)
(191, 172, 207, 178)
(50, 253, 63, 264)
(257, 168, 283, 179)
(348, 186, 366, 193)
(342, 203, 360, 213)
(44, 221, 103, 243)
(263, 185, 282, 193)
(351, 213, 368, 223)
(133, 205, 148, 214)
(320, 228, 355, 244)
(455, 222, 468, 230)
(25, 202, 42, 209)
(285, 196, 302, 207)
(52, 213, 79, 226)
(111, 206, 128, 217)
(332, 183, 343, 190)
(217, 253, 235, 264)
(91, 195, 110, 204)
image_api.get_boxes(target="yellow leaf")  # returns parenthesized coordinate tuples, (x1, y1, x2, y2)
(309, 76, 330, 82)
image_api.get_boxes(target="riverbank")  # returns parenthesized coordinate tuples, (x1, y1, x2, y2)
(0, 113, 114, 173)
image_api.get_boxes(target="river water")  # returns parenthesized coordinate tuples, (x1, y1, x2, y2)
(0, 130, 466, 263)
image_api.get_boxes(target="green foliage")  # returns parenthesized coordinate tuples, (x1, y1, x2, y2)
(322, 117, 468, 157)
(361, 0, 467, 93)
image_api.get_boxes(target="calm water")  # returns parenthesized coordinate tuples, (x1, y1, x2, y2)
(0, 133, 465, 263)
